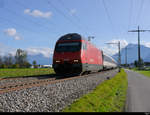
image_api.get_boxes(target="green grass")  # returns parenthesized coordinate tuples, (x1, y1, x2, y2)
(131, 67, 150, 78)
(0, 68, 55, 78)
(62, 69, 128, 112)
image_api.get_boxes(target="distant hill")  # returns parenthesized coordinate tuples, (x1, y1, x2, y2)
(2, 43, 150, 65)
(112, 43, 150, 64)
(27, 43, 150, 65)
(27, 53, 53, 65)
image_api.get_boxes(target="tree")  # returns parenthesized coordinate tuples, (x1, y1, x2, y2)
(3, 54, 14, 68)
(32, 60, 38, 68)
(134, 60, 138, 67)
(0, 56, 3, 67)
(15, 49, 28, 68)
(140, 58, 144, 67)
(3, 56, 9, 68)
(12, 64, 20, 68)
(1, 64, 7, 68)
(24, 61, 32, 68)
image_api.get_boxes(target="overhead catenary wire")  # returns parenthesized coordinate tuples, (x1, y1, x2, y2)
(101, 0, 117, 37)
(135, 0, 145, 26)
(3, 0, 63, 35)
(127, 0, 133, 30)
(3, 7, 60, 34)
(58, 0, 90, 36)
(47, 0, 89, 37)
(14, 0, 59, 28)
(0, 1, 34, 32)
(124, 0, 133, 47)
(140, 0, 150, 30)
(0, 16, 36, 33)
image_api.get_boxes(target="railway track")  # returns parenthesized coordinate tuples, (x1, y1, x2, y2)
(0, 74, 56, 84)
(0, 78, 56, 94)
(0, 69, 117, 95)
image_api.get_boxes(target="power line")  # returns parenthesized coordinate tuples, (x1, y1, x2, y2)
(58, 0, 90, 35)
(4, 0, 62, 34)
(105, 41, 121, 72)
(128, 26, 150, 69)
(47, 0, 88, 36)
(0, 16, 36, 33)
(135, 0, 145, 26)
(128, 0, 133, 30)
(47, 1, 79, 27)
(15, 0, 59, 28)
(3, 6, 58, 34)
(88, 36, 95, 41)
(124, 47, 132, 66)
(102, 0, 117, 37)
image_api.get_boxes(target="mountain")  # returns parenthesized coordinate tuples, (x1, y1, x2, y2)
(112, 43, 150, 64)
(27, 43, 150, 65)
(27, 53, 53, 65)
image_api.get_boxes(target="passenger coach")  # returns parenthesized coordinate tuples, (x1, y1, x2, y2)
(103, 53, 117, 70)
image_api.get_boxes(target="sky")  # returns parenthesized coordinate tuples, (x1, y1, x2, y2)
(1, 0, 150, 57)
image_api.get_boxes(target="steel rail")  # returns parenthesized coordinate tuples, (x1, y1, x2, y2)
(0, 69, 117, 94)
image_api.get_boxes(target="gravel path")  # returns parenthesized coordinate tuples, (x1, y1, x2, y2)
(0, 69, 118, 112)
(125, 69, 150, 112)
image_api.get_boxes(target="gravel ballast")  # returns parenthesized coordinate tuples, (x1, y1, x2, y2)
(0, 69, 118, 112)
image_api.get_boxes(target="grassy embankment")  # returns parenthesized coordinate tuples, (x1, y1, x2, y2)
(131, 67, 150, 78)
(0, 68, 55, 79)
(63, 69, 128, 112)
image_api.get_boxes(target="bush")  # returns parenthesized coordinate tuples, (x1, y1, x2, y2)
(12, 64, 20, 68)
(0, 64, 8, 68)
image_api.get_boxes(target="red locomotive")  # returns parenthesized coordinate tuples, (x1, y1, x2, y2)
(52, 33, 117, 75)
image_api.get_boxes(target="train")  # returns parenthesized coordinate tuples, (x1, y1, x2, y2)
(52, 33, 118, 75)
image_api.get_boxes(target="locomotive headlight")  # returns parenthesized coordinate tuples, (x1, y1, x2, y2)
(74, 60, 79, 62)
(56, 60, 60, 63)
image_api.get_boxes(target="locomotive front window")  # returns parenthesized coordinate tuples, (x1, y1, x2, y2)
(55, 42, 81, 52)
(58, 42, 79, 46)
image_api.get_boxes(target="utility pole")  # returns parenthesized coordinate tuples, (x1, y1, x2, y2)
(125, 47, 127, 67)
(118, 41, 121, 72)
(124, 47, 132, 67)
(128, 26, 150, 69)
(106, 41, 121, 72)
(88, 36, 94, 41)
(138, 26, 141, 68)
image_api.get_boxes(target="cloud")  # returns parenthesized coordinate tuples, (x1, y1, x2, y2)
(70, 9, 76, 15)
(4, 28, 16, 36)
(102, 39, 128, 56)
(24, 9, 52, 19)
(24, 9, 30, 14)
(107, 39, 128, 49)
(26, 47, 53, 58)
(141, 41, 150, 48)
(101, 46, 117, 56)
(0, 43, 16, 56)
(0, 45, 54, 58)
(4, 28, 22, 40)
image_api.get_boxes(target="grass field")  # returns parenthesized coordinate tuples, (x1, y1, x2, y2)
(131, 67, 150, 78)
(62, 69, 128, 112)
(0, 68, 55, 78)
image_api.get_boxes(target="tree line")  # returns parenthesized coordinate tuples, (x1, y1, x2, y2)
(0, 49, 37, 68)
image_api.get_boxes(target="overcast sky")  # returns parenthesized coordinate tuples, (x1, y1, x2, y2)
(1, 0, 150, 57)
